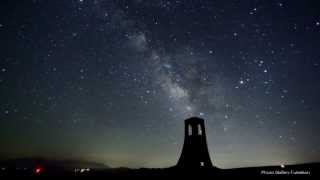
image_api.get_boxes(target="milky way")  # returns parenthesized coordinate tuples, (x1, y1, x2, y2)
(0, 0, 320, 168)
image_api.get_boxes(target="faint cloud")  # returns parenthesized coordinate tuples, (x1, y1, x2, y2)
(128, 32, 148, 52)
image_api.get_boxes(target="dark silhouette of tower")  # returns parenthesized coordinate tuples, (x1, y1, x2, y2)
(177, 117, 213, 168)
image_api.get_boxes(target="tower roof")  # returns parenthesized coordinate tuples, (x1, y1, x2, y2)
(185, 117, 204, 124)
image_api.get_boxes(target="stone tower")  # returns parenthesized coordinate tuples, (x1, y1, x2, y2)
(177, 117, 213, 168)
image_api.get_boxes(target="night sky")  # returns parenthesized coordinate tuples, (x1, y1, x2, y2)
(1, 0, 320, 169)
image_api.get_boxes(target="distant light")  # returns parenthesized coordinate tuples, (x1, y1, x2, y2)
(34, 166, 43, 174)
(280, 164, 285, 168)
(79, 168, 91, 173)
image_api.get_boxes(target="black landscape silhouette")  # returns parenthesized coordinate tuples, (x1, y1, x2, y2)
(1, 117, 318, 177)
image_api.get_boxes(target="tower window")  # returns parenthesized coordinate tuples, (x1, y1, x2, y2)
(188, 125, 192, 136)
(200, 162, 204, 166)
(198, 124, 202, 135)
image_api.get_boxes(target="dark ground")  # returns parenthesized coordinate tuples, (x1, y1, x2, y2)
(0, 159, 319, 178)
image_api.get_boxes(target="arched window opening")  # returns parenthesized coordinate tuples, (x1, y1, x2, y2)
(188, 125, 192, 136)
(198, 124, 202, 135)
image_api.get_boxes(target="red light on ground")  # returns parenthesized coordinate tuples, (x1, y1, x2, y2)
(34, 166, 43, 175)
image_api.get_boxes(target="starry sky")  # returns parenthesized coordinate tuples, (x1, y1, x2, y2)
(1, 0, 320, 169)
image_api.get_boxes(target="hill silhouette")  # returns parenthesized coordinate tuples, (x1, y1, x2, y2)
(0, 158, 318, 177)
